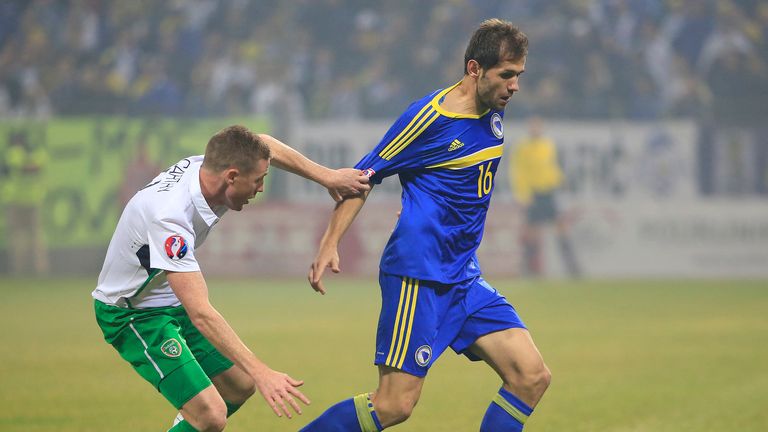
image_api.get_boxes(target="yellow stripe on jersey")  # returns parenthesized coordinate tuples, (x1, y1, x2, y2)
(426, 144, 504, 170)
(396, 278, 419, 369)
(430, 82, 490, 119)
(380, 108, 440, 160)
(378, 104, 432, 159)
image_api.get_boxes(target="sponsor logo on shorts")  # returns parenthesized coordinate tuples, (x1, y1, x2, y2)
(164, 235, 188, 259)
(415, 345, 432, 367)
(161, 338, 183, 358)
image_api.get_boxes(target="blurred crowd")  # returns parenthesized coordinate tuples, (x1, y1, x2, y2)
(1, 0, 767, 123)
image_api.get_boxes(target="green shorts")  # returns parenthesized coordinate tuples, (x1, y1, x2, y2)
(94, 300, 234, 409)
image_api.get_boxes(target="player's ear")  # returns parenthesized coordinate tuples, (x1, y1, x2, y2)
(467, 59, 481, 78)
(224, 167, 239, 185)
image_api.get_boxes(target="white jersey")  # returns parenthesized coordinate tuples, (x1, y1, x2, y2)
(92, 156, 227, 308)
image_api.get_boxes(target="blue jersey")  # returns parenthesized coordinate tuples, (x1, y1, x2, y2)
(355, 82, 506, 284)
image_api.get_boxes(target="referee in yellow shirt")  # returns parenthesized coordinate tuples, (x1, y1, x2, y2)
(510, 117, 580, 277)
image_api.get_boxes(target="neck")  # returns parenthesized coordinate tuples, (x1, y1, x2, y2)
(440, 77, 485, 115)
(199, 167, 226, 207)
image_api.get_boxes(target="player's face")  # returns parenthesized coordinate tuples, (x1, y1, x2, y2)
(224, 158, 269, 211)
(476, 56, 526, 111)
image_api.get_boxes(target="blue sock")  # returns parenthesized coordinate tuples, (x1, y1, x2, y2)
(480, 387, 533, 432)
(300, 393, 383, 432)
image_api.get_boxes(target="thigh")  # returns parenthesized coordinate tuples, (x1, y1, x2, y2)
(374, 273, 464, 377)
(211, 364, 255, 404)
(450, 277, 526, 359)
(470, 328, 549, 407)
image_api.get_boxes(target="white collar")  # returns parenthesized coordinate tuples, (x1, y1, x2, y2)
(188, 161, 226, 226)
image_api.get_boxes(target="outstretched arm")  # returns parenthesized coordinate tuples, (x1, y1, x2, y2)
(308, 190, 370, 294)
(167, 271, 310, 419)
(258, 134, 370, 201)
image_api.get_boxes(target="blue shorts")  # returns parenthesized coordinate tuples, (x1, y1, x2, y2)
(374, 271, 526, 377)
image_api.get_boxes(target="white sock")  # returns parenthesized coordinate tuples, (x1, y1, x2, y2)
(172, 412, 184, 426)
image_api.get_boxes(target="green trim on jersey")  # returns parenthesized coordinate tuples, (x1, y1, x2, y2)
(125, 268, 163, 308)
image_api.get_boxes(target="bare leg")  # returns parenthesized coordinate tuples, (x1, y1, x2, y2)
(469, 328, 550, 407)
(370, 365, 425, 428)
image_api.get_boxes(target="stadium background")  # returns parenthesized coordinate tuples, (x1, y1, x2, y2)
(1, 1, 767, 431)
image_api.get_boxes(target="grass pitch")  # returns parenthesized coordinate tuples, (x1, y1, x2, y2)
(0, 277, 766, 431)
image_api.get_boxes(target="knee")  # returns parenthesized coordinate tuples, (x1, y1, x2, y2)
(231, 376, 257, 404)
(521, 364, 552, 398)
(191, 401, 228, 432)
(502, 362, 551, 401)
(373, 393, 419, 426)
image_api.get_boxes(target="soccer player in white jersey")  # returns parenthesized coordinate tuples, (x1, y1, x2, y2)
(92, 125, 370, 431)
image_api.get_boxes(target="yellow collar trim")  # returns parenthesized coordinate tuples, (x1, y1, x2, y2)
(430, 81, 490, 119)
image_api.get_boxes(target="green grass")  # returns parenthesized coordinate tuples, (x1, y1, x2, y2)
(0, 277, 766, 431)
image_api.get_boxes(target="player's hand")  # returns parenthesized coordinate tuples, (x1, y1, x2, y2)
(254, 367, 310, 419)
(325, 168, 370, 202)
(308, 245, 340, 295)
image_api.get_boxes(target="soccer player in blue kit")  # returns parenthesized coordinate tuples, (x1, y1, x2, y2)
(303, 19, 551, 432)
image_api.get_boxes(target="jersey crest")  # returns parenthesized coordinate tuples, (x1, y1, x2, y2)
(491, 113, 504, 139)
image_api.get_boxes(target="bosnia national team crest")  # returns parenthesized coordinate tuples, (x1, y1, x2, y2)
(164, 235, 188, 259)
(160, 338, 183, 358)
(490, 113, 504, 139)
(415, 345, 432, 367)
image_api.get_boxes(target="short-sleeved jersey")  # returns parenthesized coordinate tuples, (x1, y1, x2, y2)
(355, 82, 506, 284)
(92, 156, 227, 309)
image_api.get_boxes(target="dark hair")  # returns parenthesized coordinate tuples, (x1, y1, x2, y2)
(464, 19, 528, 74)
(202, 125, 270, 173)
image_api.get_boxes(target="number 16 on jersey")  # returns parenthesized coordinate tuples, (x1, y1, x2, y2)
(477, 161, 494, 197)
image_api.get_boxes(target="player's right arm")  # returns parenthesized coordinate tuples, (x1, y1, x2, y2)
(166, 270, 310, 419)
(308, 190, 370, 294)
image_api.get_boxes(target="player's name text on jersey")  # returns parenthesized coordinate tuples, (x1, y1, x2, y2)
(158, 158, 192, 192)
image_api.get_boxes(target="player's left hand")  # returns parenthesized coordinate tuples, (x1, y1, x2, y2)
(308, 244, 340, 295)
(325, 168, 370, 201)
(253, 366, 310, 420)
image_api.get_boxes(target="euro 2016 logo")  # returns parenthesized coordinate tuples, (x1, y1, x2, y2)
(164, 235, 188, 260)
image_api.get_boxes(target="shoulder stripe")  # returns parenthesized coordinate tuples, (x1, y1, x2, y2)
(426, 144, 504, 170)
(380, 107, 439, 160)
(378, 104, 432, 159)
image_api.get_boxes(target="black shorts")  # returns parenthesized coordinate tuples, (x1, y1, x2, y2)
(527, 192, 558, 225)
